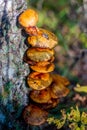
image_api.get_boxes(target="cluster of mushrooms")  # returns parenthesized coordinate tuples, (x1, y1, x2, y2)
(18, 9, 70, 126)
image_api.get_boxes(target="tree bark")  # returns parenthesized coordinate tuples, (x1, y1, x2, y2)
(0, 0, 30, 128)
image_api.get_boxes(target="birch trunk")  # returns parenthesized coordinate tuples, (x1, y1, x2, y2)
(0, 0, 30, 128)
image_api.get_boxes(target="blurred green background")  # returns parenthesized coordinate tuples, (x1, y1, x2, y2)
(27, 0, 87, 85)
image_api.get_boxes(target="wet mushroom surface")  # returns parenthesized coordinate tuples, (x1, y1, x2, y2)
(27, 72, 52, 90)
(18, 9, 38, 27)
(30, 62, 55, 73)
(26, 48, 54, 62)
(29, 88, 51, 103)
(23, 52, 55, 66)
(27, 28, 58, 49)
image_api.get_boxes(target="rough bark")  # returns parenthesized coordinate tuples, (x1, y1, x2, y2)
(0, 0, 30, 128)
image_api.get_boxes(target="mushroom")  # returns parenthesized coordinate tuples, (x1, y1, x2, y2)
(51, 74, 70, 86)
(27, 72, 52, 90)
(18, 9, 38, 28)
(23, 104, 48, 125)
(23, 51, 54, 65)
(27, 28, 58, 49)
(30, 88, 51, 103)
(30, 63, 55, 73)
(50, 74, 70, 99)
(26, 48, 54, 62)
(39, 98, 60, 110)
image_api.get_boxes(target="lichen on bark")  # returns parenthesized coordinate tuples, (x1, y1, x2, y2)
(0, 0, 30, 128)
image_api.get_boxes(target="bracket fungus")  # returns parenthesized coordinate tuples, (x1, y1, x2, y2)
(26, 48, 54, 62)
(30, 88, 51, 103)
(27, 72, 52, 90)
(18, 8, 70, 126)
(18, 9, 38, 28)
(30, 63, 55, 73)
(27, 28, 58, 48)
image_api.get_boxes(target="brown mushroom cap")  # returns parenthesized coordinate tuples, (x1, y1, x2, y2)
(50, 74, 70, 99)
(51, 74, 70, 86)
(30, 63, 55, 73)
(18, 9, 38, 27)
(39, 98, 59, 110)
(27, 28, 58, 49)
(26, 48, 54, 62)
(23, 104, 48, 125)
(23, 52, 54, 65)
(27, 72, 52, 90)
(30, 88, 51, 103)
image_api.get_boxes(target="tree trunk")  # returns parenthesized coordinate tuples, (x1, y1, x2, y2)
(0, 0, 30, 129)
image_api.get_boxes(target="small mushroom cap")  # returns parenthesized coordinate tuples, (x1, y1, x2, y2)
(26, 48, 54, 62)
(27, 28, 58, 49)
(27, 72, 52, 90)
(30, 63, 55, 73)
(18, 9, 38, 27)
(30, 88, 51, 103)
(50, 74, 70, 99)
(23, 104, 48, 125)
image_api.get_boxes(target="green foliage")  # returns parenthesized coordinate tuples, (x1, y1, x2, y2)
(47, 106, 87, 130)
(47, 109, 66, 129)
(80, 33, 87, 48)
(74, 84, 87, 93)
(37, 10, 58, 29)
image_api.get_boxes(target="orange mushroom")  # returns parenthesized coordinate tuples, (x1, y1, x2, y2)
(50, 74, 70, 99)
(51, 74, 70, 86)
(27, 28, 58, 49)
(23, 52, 54, 66)
(26, 48, 54, 62)
(27, 72, 52, 90)
(18, 9, 38, 28)
(39, 98, 60, 110)
(30, 88, 51, 103)
(23, 104, 48, 125)
(30, 63, 55, 73)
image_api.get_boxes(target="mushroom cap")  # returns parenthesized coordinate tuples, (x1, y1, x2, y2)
(23, 51, 54, 65)
(26, 48, 54, 62)
(27, 72, 52, 90)
(27, 28, 58, 49)
(18, 9, 38, 27)
(39, 98, 59, 110)
(30, 63, 55, 73)
(50, 74, 70, 99)
(51, 74, 70, 86)
(30, 88, 51, 103)
(23, 104, 48, 125)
